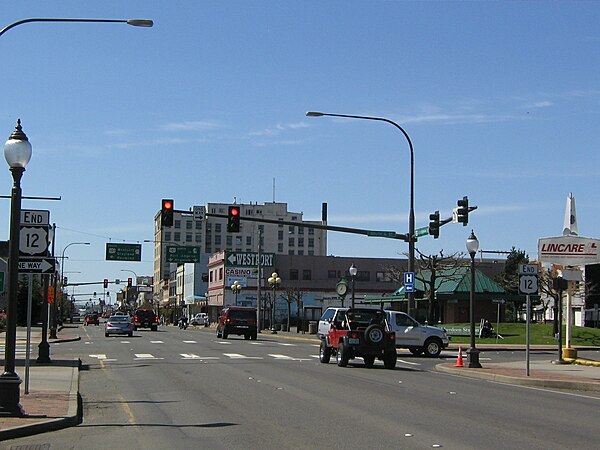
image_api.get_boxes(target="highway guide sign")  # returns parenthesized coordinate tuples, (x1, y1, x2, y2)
(519, 264, 538, 295)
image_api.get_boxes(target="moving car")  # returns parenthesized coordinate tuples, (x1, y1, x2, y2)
(319, 307, 397, 369)
(84, 313, 100, 326)
(190, 313, 209, 327)
(132, 308, 159, 331)
(105, 315, 134, 337)
(385, 310, 450, 357)
(216, 307, 257, 340)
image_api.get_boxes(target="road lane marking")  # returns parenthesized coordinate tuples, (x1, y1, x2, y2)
(223, 353, 263, 359)
(183, 340, 197, 344)
(150, 340, 164, 344)
(269, 354, 310, 361)
(278, 343, 297, 346)
(180, 354, 220, 360)
(134, 353, 164, 360)
(397, 359, 421, 366)
(90, 354, 107, 360)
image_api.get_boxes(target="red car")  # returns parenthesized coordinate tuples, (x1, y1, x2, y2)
(85, 313, 100, 326)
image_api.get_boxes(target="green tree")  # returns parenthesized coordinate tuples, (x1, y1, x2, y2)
(495, 247, 529, 322)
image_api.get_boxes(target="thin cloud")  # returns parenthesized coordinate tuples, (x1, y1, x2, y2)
(248, 121, 310, 137)
(162, 120, 223, 132)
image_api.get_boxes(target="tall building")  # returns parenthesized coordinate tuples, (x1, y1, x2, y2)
(152, 201, 327, 306)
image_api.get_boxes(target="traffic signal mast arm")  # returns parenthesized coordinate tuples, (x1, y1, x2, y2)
(441, 206, 477, 227)
(205, 213, 409, 241)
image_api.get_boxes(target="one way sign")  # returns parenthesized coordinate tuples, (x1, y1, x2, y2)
(18, 257, 56, 274)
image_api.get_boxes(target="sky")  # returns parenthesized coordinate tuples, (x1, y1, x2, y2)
(1, 1, 599, 301)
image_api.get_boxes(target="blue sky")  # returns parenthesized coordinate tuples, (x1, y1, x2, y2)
(1, 1, 599, 300)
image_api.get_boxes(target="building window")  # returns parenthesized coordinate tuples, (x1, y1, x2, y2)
(164, 232, 171, 241)
(186, 221, 192, 229)
(195, 234, 202, 243)
(186, 233, 192, 242)
(308, 250, 314, 255)
(309, 228, 314, 235)
(303, 270, 312, 280)
(289, 238, 294, 247)
(290, 269, 298, 280)
(246, 236, 252, 246)
(328, 270, 337, 279)
(206, 234, 212, 244)
(195, 221, 202, 230)
(236, 236, 243, 246)
(298, 250, 304, 255)
(175, 220, 181, 229)
(215, 223, 222, 233)
(278, 219, 284, 228)
(206, 246, 212, 254)
(356, 271, 370, 282)
(219, 268, 223, 280)
(288, 250, 294, 255)
(291, 216, 298, 221)
(289, 226, 295, 234)
(210, 271, 214, 282)
(308, 238, 314, 248)
(174, 232, 181, 241)
(298, 227, 304, 235)
(215, 235, 221, 245)
(278, 243, 284, 252)
(278, 230, 284, 240)
(298, 238, 304, 247)
(226, 235, 233, 246)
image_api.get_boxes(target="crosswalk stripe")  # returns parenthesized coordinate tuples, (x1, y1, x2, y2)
(180, 354, 220, 360)
(134, 353, 164, 360)
(223, 353, 263, 360)
(269, 354, 311, 361)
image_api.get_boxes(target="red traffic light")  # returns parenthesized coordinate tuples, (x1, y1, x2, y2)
(127, 277, 133, 287)
(230, 207, 239, 216)
(162, 199, 173, 210)
(103, 279, 109, 288)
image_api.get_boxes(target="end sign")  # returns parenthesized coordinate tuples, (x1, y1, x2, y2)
(519, 264, 538, 295)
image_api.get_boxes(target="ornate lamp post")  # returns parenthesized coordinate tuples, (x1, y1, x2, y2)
(0, 120, 32, 416)
(306, 111, 416, 316)
(231, 280, 242, 306)
(268, 272, 281, 334)
(466, 230, 482, 368)
(349, 263, 358, 308)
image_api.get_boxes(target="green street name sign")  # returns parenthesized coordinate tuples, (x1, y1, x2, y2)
(106, 243, 142, 262)
(415, 226, 430, 238)
(166, 246, 201, 263)
(367, 231, 397, 238)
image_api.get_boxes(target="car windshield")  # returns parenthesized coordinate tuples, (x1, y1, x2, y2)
(109, 316, 131, 323)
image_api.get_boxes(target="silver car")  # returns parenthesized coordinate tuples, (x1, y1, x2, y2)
(105, 315, 134, 337)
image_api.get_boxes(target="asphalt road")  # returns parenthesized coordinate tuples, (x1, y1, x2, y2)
(3, 325, 599, 449)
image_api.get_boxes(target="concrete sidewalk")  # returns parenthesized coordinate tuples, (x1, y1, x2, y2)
(0, 328, 81, 441)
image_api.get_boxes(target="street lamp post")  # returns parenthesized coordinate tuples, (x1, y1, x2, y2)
(349, 263, 358, 308)
(268, 272, 281, 334)
(0, 120, 32, 416)
(231, 281, 242, 306)
(466, 230, 482, 368)
(306, 111, 416, 316)
(0, 17, 153, 38)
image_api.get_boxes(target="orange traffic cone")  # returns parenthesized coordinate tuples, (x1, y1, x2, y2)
(454, 346, 464, 367)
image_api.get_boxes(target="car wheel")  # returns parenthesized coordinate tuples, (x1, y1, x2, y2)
(244, 334, 250, 340)
(216, 329, 222, 338)
(128, 332, 133, 337)
(105, 332, 109, 337)
(151, 325, 157, 331)
(409, 348, 424, 356)
(364, 325, 385, 345)
(337, 342, 349, 367)
(222, 331, 228, 339)
(251, 332, 257, 340)
(363, 355, 375, 368)
(424, 338, 443, 357)
(383, 351, 397, 369)
(319, 341, 331, 363)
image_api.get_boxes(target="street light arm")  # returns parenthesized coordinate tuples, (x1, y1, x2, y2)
(0, 17, 153, 37)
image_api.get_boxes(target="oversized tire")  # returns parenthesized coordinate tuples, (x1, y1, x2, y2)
(363, 355, 375, 368)
(222, 330, 228, 339)
(383, 351, 397, 369)
(337, 342, 350, 367)
(244, 333, 250, 340)
(319, 341, 332, 363)
(409, 348, 424, 356)
(151, 325, 158, 331)
(216, 328, 222, 338)
(364, 324, 385, 345)
(423, 338, 443, 358)
(105, 332, 109, 337)
(128, 332, 133, 337)
(251, 332, 257, 340)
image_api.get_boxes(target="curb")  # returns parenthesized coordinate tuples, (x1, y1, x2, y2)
(435, 363, 600, 392)
(0, 359, 81, 441)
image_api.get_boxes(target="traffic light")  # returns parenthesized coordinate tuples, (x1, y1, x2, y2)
(457, 196, 469, 226)
(227, 205, 241, 232)
(103, 279, 109, 289)
(428, 211, 440, 239)
(161, 198, 174, 227)
(127, 278, 133, 288)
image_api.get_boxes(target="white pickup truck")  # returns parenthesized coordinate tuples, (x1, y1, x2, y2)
(385, 310, 450, 357)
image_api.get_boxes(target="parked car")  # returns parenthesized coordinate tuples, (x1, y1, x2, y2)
(190, 313, 209, 327)
(319, 307, 397, 369)
(132, 309, 159, 331)
(84, 313, 100, 326)
(385, 310, 450, 357)
(216, 307, 257, 340)
(105, 315, 134, 337)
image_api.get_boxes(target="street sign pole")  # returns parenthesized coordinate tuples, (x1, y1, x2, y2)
(526, 294, 530, 377)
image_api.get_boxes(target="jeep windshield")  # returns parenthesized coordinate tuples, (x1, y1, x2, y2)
(229, 310, 255, 320)
(346, 310, 385, 329)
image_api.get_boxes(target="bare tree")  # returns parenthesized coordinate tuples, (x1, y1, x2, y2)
(386, 249, 466, 323)
(281, 287, 304, 331)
